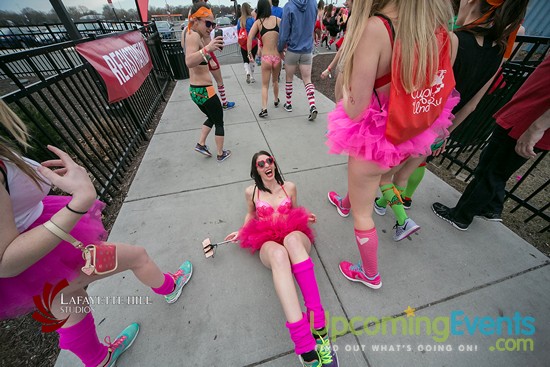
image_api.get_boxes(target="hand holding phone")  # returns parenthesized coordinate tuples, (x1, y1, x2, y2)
(214, 29, 224, 50)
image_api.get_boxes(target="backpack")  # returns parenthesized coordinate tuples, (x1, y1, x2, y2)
(381, 16, 456, 145)
(237, 27, 248, 48)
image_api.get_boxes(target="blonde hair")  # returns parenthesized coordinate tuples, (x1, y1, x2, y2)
(240, 3, 253, 28)
(0, 100, 44, 188)
(340, 0, 453, 93)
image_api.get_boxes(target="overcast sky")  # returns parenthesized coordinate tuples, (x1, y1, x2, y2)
(0, 0, 298, 13)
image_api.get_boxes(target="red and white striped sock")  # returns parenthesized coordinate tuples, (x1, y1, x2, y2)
(305, 83, 316, 107)
(286, 81, 293, 105)
(218, 84, 227, 105)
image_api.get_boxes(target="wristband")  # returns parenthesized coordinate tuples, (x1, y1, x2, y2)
(66, 203, 88, 215)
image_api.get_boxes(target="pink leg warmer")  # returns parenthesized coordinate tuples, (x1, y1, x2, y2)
(292, 258, 325, 330)
(286, 313, 317, 355)
(355, 227, 379, 278)
(56, 313, 108, 367)
(151, 273, 175, 295)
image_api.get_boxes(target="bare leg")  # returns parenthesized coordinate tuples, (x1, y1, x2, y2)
(259, 241, 303, 323)
(285, 64, 297, 83)
(282, 231, 312, 264)
(299, 63, 312, 86)
(215, 135, 224, 156)
(211, 68, 223, 86)
(393, 156, 427, 188)
(261, 61, 272, 110)
(348, 157, 389, 230)
(198, 125, 212, 146)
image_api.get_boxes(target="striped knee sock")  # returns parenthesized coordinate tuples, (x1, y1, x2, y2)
(286, 81, 293, 105)
(305, 83, 316, 107)
(218, 84, 227, 105)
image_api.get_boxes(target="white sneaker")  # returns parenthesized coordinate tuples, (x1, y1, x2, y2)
(393, 218, 420, 241)
(373, 198, 386, 216)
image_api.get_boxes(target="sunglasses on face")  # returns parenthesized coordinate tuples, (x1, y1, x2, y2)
(203, 19, 216, 28)
(256, 157, 275, 168)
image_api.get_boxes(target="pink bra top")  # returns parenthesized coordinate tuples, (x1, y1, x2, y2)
(255, 185, 292, 218)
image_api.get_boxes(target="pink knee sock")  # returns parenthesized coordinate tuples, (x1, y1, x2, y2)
(286, 313, 317, 355)
(341, 193, 351, 208)
(292, 258, 325, 330)
(151, 273, 175, 295)
(355, 227, 379, 278)
(57, 313, 108, 367)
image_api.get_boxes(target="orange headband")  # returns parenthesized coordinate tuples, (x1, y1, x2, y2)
(471, 0, 505, 26)
(187, 7, 213, 33)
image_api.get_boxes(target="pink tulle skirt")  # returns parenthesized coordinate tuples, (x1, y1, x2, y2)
(326, 90, 460, 169)
(0, 196, 108, 320)
(238, 207, 315, 254)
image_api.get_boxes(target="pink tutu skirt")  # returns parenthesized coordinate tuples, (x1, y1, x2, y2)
(238, 207, 315, 254)
(0, 196, 108, 320)
(326, 90, 460, 169)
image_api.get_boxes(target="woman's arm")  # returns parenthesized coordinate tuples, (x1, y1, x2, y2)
(185, 32, 223, 69)
(0, 146, 96, 277)
(343, 17, 385, 120)
(247, 21, 260, 59)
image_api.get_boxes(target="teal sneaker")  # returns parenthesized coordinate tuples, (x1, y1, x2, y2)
(165, 260, 193, 304)
(315, 334, 339, 367)
(103, 323, 140, 366)
(299, 350, 322, 367)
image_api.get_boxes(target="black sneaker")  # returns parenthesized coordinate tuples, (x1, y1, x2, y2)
(259, 109, 268, 118)
(402, 197, 412, 210)
(477, 212, 503, 222)
(432, 202, 469, 231)
(308, 105, 318, 121)
(217, 150, 232, 162)
(194, 143, 212, 157)
(274, 98, 280, 107)
(284, 103, 293, 112)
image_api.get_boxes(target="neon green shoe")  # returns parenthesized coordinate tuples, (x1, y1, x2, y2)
(103, 323, 140, 366)
(165, 260, 193, 304)
(315, 334, 339, 367)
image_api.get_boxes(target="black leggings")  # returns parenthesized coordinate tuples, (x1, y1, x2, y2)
(240, 45, 258, 63)
(189, 85, 225, 136)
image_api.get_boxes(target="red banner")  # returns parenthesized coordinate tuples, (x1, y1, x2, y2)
(76, 31, 153, 103)
(136, 0, 149, 23)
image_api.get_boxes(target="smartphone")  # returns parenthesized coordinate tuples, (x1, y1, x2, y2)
(214, 28, 224, 50)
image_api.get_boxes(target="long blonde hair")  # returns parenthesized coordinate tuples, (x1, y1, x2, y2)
(0, 100, 44, 188)
(340, 0, 453, 93)
(240, 3, 253, 29)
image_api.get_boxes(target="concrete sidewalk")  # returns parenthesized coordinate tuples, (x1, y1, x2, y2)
(56, 64, 550, 367)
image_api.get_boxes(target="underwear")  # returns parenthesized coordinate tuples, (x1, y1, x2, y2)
(261, 55, 281, 66)
(189, 85, 216, 105)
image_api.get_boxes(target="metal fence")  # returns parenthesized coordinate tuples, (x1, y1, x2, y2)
(0, 24, 173, 204)
(436, 35, 550, 232)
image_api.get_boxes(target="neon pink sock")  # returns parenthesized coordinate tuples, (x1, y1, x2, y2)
(57, 313, 108, 367)
(292, 258, 325, 330)
(341, 193, 351, 208)
(151, 273, 175, 295)
(286, 313, 317, 355)
(355, 227, 379, 278)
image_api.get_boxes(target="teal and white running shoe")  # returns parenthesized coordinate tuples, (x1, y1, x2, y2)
(104, 323, 140, 366)
(165, 260, 193, 304)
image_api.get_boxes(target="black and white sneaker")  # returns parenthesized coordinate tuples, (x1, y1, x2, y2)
(476, 212, 503, 222)
(308, 105, 318, 121)
(432, 202, 469, 230)
(194, 143, 212, 157)
(284, 103, 293, 112)
(259, 109, 268, 118)
(274, 98, 280, 107)
(217, 150, 232, 162)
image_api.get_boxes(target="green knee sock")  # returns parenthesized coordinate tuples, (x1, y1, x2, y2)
(376, 184, 405, 208)
(380, 183, 408, 225)
(403, 165, 426, 199)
